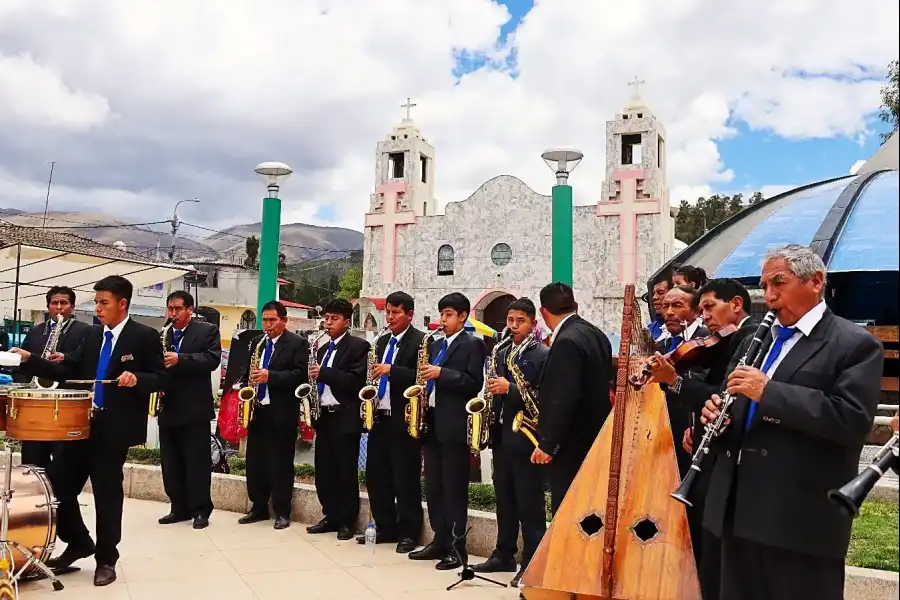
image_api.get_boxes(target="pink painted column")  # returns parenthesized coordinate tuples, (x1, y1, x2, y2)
(364, 182, 416, 284)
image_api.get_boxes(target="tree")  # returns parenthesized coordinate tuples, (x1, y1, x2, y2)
(880, 59, 899, 144)
(337, 267, 363, 300)
(749, 191, 764, 206)
(674, 193, 748, 245)
(244, 235, 259, 267)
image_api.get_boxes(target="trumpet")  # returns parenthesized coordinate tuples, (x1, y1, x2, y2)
(149, 317, 175, 417)
(465, 330, 512, 453)
(828, 433, 899, 517)
(403, 325, 445, 439)
(237, 334, 266, 428)
(33, 314, 65, 390)
(296, 331, 329, 428)
(509, 332, 540, 448)
(360, 326, 392, 432)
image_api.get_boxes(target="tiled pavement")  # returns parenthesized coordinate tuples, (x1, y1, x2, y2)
(17, 494, 525, 600)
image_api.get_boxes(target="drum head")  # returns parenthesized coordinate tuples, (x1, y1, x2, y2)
(8, 388, 92, 401)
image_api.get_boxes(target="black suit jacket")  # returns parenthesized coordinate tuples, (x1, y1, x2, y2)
(14, 318, 91, 384)
(703, 310, 883, 560)
(430, 331, 486, 445)
(242, 331, 309, 431)
(492, 340, 549, 454)
(160, 320, 222, 428)
(315, 333, 370, 434)
(376, 326, 426, 435)
(20, 318, 168, 448)
(536, 315, 613, 464)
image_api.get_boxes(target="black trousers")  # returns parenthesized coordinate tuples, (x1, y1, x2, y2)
(20, 440, 61, 471)
(246, 405, 298, 518)
(719, 531, 844, 600)
(700, 529, 722, 600)
(159, 421, 213, 518)
(365, 411, 423, 540)
(492, 437, 547, 567)
(48, 436, 128, 566)
(423, 424, 470, 559)
(313, 410, 360, 528)
(548, 455, 582, 516)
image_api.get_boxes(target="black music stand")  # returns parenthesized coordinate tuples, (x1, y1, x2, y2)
(445, 524, 507, 592)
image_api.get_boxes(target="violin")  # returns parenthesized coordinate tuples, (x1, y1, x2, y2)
(629, 323, 739, 389)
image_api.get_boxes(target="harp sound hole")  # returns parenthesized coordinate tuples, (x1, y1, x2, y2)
(578, 513, 604, 536)
(631, 518, 660, 543)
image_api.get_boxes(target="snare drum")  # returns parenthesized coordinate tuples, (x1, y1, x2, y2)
(0, 384, 30, 432)
(6, 389, 92, 442)
(5, 465, 58, 577)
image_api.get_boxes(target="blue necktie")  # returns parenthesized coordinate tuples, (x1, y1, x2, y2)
(94, 330, 114, 409)
(669, 335, 684, 352)
(425, 340, 448, 397)
(257, 339, 273, 402)
(172, 329, 183, 351)
(377, 337, 397, 399)
(745, 325, 797, 431)
(317, 342, 336, 396)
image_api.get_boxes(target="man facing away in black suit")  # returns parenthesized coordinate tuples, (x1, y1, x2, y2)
(701, 244, 883, 600)
(305, 298, 370, 540)
(531, 282, 613, 516)
(409, 292, 486, 570)
(14, 285, 91, 470)
(472, 297, 549, 588)
(238, 300, 308, 530)
(357, 291, 425, 553)
(650, 278, 755, 600)
(11, 275, 168, 586)
(157, 290, 221, 530)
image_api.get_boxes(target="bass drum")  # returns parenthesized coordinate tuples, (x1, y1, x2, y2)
(6, 465, 57, 577)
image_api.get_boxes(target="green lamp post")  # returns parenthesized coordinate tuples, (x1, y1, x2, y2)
(254, 161, 293, 320)
(541, 149, 584, 286)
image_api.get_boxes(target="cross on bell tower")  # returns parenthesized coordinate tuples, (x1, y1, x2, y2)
(401, 97, 417, 121)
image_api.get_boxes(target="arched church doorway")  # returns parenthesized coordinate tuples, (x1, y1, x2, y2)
(196, 306, 221, 329)
(480, 293, 516, 334)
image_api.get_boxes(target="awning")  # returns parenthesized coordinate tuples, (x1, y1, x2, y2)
(75, 303, 167, 318)
(1, 224, 190, 313)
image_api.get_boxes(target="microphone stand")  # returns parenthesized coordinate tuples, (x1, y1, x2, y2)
(446, 523, 508, 591)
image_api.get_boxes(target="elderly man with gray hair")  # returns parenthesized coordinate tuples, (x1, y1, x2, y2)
(699, 243, 883, 600)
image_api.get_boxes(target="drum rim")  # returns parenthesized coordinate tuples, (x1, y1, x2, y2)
(8, 389, 92, 400)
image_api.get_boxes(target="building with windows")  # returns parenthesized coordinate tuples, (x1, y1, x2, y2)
(358, 90, 678, 335)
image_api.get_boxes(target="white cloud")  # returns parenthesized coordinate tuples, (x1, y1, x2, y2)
(0, 0, 896, 237)
(849, 159, 867, 175)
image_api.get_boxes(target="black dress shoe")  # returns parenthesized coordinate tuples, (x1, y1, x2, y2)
(337, 526, 354, 540)
(306, 519, 339, 534)
(93, 564, 117, 586)
(46, 543, 95, 569)
(471, 554, 517, 573)
(158, 512, 191, 525)
(435, 555, 462, 570)
(237, 512, 269, 525)
(193, 514, 210, 530)
(274, 516, 291, 530)
(356, 533, 398, 545)
(396, 538, 417, 554)
(408, 542, 445, 561)
(510, 568, 524, 587)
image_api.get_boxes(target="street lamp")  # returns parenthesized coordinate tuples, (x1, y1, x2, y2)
(541, 149, 583, 286)
(254, 161, 293, 317)
(169, 198, 200, 261)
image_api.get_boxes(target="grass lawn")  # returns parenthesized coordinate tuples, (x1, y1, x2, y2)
(847, 499, 899, 572)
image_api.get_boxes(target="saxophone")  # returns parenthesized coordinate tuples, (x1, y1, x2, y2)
(403, 325, 444, 439)
(509, 332, 540, 448)
(465, 330, 512, 453)
(33, 314, 66, 389)
(148, 317, 175, 417)
(295, 331, 328, 428)
(237, 334, 266, 428)
(359, 326, 391, 432)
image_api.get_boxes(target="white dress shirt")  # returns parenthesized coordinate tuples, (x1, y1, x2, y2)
(429, 329, 463, 408)
(320, 332, 346, 407)
(102, 316, 130, 354)
(258, 333, 281, 406)
(378, 327, 409, 410)
(759, 300, 827, 377)
(549, 313, 576, 345)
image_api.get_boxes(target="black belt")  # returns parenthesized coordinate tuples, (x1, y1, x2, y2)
(377, 408, 392, 416)
(321, 405, 340, 413)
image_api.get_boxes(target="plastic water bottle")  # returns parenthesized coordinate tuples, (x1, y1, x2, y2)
(364, 522, 377, 567)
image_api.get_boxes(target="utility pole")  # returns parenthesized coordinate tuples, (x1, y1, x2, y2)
(169, 198, 199, 261)
(42, 160, 57, 229)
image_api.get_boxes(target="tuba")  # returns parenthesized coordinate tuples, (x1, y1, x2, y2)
(403, 325, 444, 439)
(465, 330, 512, 453)
(149, 317, 175, 417)
(359, 326, 391, 432)
(33, 314, 66, 389)
(237, 334, 266, 428)
(509, 332, 541, 448)
(295, 331, 328, 428)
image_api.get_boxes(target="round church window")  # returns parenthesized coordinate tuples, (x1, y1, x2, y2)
(491, 243, 512, 266)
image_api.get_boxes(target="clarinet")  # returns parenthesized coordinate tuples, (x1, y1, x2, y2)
(671, 311, 777, 506)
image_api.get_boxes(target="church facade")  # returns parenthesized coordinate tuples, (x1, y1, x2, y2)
(359, 92, 678, 336)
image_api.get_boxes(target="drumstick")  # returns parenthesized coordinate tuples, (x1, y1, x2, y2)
(65, 379, 117, 384)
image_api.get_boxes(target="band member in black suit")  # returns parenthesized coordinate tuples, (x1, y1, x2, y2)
(238, 301, 308, 530)
(357, 291, 425, 553)
(700, 244, 883, 600)
(472, 298, 549, 587)
(14, 286, 91, 470)
(157, 291, 221, 530)
(409, 292, 486, 570)
(650, 278, 755, 600)
(11, 275, 167, 587)
(531, 282, 613, 516)
(306, 299, 370, 540)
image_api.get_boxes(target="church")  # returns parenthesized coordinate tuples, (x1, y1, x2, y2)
(358, 90, 680, 336)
